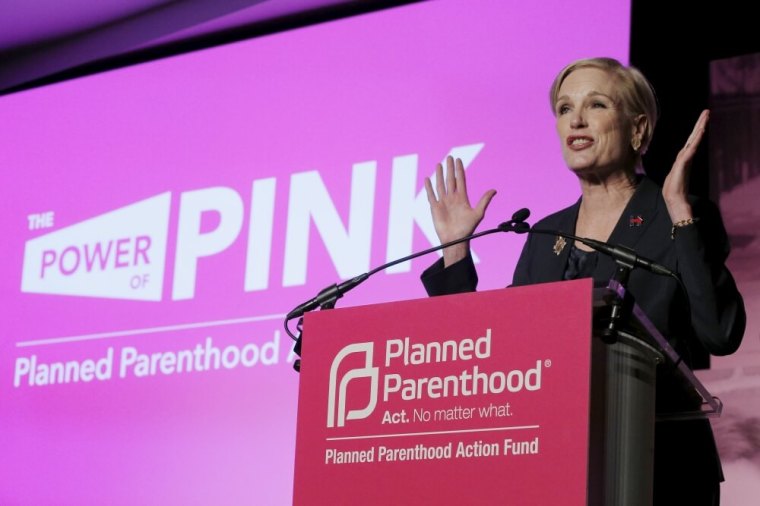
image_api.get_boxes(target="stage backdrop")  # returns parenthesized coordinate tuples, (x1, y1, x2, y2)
(0, 0, 629, 503)
(696, 51, 760, 505)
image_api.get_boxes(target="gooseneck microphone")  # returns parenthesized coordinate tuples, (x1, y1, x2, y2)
(285, 207, 533, 322)
(285, 207, 532, 371)
(529, 227, 677, 278)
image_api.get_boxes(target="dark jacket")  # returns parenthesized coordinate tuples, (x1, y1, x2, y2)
(421, 176, 746, 498)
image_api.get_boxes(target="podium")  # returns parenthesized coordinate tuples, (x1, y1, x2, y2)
(292, 278, 720, 505)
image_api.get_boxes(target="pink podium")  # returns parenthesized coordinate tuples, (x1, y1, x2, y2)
(292, 278, 719, 505)
(293, 279, 594, 505)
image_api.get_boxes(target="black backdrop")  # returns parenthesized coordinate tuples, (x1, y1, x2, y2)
(631, 0, 760, 193)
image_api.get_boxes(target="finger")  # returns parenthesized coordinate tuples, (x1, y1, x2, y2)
(445, 155, 456, 194)
(685, 109, 709, 150)
(454, 157, 467, 195)
(424, 177, 438, 205)
(434, 163, 445, 198)
(474, 189, 497, 217)
(699, 108, 710, 127)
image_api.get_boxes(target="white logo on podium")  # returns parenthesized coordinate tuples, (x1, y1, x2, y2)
(327, 342, 379, 428)
(21, 193, 171, 301)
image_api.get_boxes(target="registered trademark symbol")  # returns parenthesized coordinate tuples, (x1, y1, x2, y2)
(544, 359, 552, 368)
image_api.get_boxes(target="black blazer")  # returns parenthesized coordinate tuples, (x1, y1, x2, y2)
(421, 176, 746, 494)
(422, 176, 745, 362)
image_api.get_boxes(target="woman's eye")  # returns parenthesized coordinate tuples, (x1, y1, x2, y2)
(591, 101, 607, 109)
(558, 105, 570, 114)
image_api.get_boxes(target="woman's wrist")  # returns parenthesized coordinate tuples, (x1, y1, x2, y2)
(665, 199, 693, 224)
(442, 242, 469, 268)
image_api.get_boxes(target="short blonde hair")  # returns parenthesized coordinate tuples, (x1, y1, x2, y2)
(549, 57, 659, 154)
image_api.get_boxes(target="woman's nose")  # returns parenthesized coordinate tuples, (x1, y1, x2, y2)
(570, 110, 586, 128)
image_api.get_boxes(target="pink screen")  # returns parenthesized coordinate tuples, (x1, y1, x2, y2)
(0, 1, 629, 503)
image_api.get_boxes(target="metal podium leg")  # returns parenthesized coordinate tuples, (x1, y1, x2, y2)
(588, 331, 663, 506)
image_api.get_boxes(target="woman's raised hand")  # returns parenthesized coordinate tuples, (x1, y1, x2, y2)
(424, 156, 496, 266)
(662, 109, 709, 222)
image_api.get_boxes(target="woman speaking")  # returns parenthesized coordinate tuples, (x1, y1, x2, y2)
(421, 57, 745, 505)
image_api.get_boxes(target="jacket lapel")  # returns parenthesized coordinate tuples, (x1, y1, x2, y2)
(596, 176, 662, 280)
(535, 177, 662, 284)
(541, 199, 580, 282)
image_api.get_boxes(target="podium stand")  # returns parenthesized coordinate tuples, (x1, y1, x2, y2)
(587, 279, 721, 505)
(292, 278, 720, 505)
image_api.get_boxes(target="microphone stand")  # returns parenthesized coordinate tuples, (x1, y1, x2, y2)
(604, 259, 635, 344)
(286, 208, 531, 372)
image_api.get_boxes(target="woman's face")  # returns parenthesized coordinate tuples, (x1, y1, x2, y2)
(554, 67, 634, 176)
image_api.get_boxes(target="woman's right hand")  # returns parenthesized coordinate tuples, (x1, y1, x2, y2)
(424, 156, 496, 267)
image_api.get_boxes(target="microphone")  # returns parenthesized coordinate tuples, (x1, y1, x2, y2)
(499, 207, 531, 234)
(285, 273, 368, 320)
(578, 238, 674, 276)
(502, 207, 531, 228)
(530, 227, 676, 278)
(285, 207, 532, 321)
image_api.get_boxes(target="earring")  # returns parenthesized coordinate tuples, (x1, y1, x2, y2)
(632, 137, 642, 152)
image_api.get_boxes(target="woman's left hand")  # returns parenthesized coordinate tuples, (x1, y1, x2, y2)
(662, 109, 710, 222)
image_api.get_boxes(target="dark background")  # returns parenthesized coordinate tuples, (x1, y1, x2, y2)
(630, 0, 760, 192)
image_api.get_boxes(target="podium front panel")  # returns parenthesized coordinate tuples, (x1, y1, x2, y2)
(293, 279, 594, 505)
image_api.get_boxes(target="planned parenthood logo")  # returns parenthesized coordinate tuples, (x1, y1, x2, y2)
(327, 343, 379, 428)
